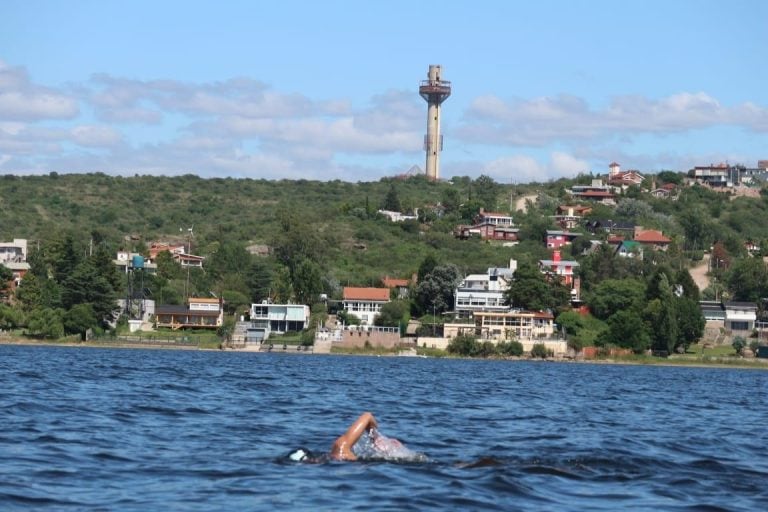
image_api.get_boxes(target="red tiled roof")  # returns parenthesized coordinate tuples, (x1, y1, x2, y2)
(575, 190, 614, 197)
(634, 230, 671, 243)
(343, 287, 390, 301)
(382, 277, 410, 288)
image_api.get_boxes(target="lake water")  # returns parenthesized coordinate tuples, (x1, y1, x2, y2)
(1, 345, 767, 511)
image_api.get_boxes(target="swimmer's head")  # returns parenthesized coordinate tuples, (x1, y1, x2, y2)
(288, 448, 312, 462)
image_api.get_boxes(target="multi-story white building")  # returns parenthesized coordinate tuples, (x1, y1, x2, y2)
(0, 238, 30, 287)
(342, 287, 390, 325)
(248, 302, 311, 342)
(0, 238, 27, 263)
(454, 260, 517, 318)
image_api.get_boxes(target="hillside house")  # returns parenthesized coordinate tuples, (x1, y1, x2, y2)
(546, 230, 580, 249)
(685, 163, 768, 189)
(568, 180, 616, 205)
(616, 240, 643, 258)
(454, 208, 519, 244)
(114, 251, 158, 274)
(651, 183, 677, 198)
(155, 297, 223, 330)
(454, 223, 520, 244)
(149, 242, 205, 268)
(554, 205, 592, 229)
(633, 229, 671, 251)
(377, 209, 418, 222)
(585, 219, 636, 236)
(342, 287, 390, 325)
(539, 250, 580, 301)
(0, 238, 30, 288)
(607, 162, 644, 188)
(382, 275, 414, 299)
(454, 260, 517, 318)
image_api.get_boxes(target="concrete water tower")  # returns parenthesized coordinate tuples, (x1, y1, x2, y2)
(419, 65, 451, 181)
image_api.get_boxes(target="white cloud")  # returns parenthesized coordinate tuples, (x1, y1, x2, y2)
(0, 61, 78, 120)
(70, 125, 123, 147)
(458, 92, 768, 146)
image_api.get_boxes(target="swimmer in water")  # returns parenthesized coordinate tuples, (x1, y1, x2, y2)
(288, 412, 420, 463)
(329, 411, 378, 461)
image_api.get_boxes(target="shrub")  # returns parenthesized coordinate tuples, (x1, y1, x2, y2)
(447, 334, 479, 356)
(732, 336, 747, 354)
(530, 343, 550, 359)
(498, 340, 524, 356)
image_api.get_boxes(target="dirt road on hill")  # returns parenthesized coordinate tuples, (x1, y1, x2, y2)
(689, 254, 710, 291)
(514, 194, 538, 213)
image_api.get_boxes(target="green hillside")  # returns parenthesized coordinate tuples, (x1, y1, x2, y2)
(3, 171, 768, 354)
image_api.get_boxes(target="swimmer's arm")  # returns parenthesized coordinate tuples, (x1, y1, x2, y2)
(330, 412, 378, 460)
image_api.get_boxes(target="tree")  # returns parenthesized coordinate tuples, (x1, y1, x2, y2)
(291, 258, 324, 305)
(15, 272, 62, 312)
(61, 260, 118, 325)
(272, 211, 324, 274)
(48, 235, 81, 283)
(586, 278, 646, 320)
(0, 303, 24, 329)
(505, 261, 570, 311)
(415, 264, 462, 314)
(206, 241, 252, 281)
(675, 297, 705, 351)
(473, 175, 501, 210)
(679, 208, 713, 251)
(0, 264, 12, 301)
(26, 307, 64, 339)
(644, 296, 678, 354)
(675, 269, 700, 302)
(245, 259, 274, 303)
(598, 310, 651, 353)
(417, 255, 439, 282)
(441, 187, 461, 215)
(155, 250, 182, 280)
(63, 304, 97, 336)
(726, 258, 768, 303)
(382, 184, 402, 212)
(374, 300, 409, 328)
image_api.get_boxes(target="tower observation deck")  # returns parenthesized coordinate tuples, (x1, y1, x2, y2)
(419, 65, 451, 181)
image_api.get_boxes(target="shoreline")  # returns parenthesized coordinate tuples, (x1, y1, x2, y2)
(2, 338, 767, 370)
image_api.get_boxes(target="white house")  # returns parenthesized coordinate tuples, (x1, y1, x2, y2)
(0, 238, 27, 263)
(248, 302, 311, 342)
(342, 287, 390, 325)
(454, 260, 517, 318)
(724, 302, 757, 332)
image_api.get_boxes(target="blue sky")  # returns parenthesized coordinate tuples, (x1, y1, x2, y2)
(1, 0, 767, 182)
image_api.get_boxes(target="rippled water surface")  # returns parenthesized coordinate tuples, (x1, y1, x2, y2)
(1, 345, 767, 511)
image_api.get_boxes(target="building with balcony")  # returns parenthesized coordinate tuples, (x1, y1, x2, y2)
(342, 287, 390, 325)
(454, 260, 517, 318)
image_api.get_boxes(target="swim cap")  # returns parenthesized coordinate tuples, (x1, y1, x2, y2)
(288, 448, 310, 462)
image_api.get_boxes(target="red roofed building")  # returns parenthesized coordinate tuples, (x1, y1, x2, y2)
(607, 162, 644, 188)
(633, 229, 671, 251)
(342, 287, 391, 325)
(382, 275, 414, 299)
